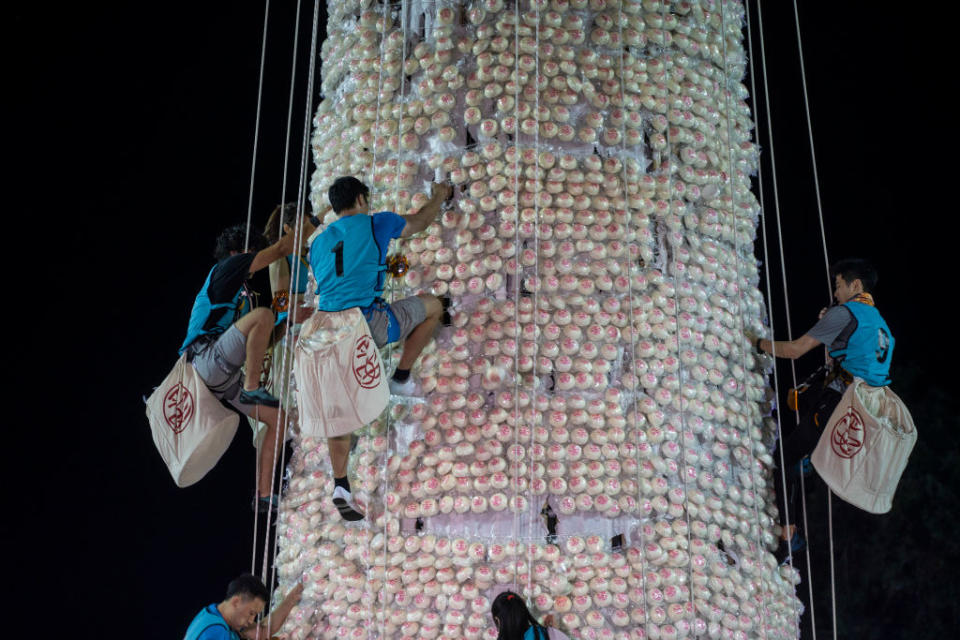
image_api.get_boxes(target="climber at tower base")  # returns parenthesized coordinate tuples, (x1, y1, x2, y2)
(180, 222, 311, 512)
(308, 175, 453, 521)
(748, 257, 894, 559)
(491, 591, 570, 640)
(183, 573, 303, 640)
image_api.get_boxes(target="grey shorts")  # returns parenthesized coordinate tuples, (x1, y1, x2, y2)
(188, 325, 257, 416)
(364, 296, 427, 347)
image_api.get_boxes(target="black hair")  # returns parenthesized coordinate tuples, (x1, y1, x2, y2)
(263, 203, 298, 245)
(491, 591, 547, 640)
(214, 224, 264, 261)
(328, 176, 370, 213)
(830, 258, 878, 293)
(225, 573, 270, 603)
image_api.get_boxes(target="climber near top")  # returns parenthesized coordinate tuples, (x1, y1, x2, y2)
(748, 257, 894, 559)
(180, 222, 312, 511)
(308, 176, 453, 520)
(183, 573, 303, 640)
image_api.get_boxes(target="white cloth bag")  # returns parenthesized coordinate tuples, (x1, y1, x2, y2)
(146, 355, 240, 487)
(811, 378, 917, 514)
(295, 308, 388, 438)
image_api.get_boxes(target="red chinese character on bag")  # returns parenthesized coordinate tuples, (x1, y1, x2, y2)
(353, 335, 382, 389)
(163, 383, 195, 434)
(830, 406, 864, 459)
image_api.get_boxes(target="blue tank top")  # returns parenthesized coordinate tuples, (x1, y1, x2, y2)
(829, 301, 894, 386)
(179, 266, 246, 354)
(287, 254, 310, 295)
(275, 254, 312, 327)
(309, 211, 406, 312)
(183, 604, 239, 640)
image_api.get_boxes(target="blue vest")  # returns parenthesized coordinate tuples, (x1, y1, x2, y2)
(829, 301, 894, 386)
(275, 254, 312, 327)
(183, 605, 239, 640)
(310, 214, 390, 312)
(523, 625, 550, 640)
(288, 254, 310, 295)
(179, 266, 246, 354)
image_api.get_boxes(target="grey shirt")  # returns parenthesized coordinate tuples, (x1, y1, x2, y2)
(806, 305, 855, 391)
(806, 305, 853, 349)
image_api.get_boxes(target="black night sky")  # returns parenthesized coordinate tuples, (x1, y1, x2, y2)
(7, 2, 957, 638)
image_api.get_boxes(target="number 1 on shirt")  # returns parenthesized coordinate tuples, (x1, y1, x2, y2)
(332, 241, 344, 277)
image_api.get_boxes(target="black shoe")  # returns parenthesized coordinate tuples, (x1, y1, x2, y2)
(541, 503, 558, 543)
(332, 486, 365, 521)
(775, 530, 806, 565)
(440, 296, 453, 326)
(240, 386, 280, 408)
(253, 494, 280, 515)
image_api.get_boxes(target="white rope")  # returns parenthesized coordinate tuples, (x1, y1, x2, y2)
(753, 0, 816, 635)
(745, 3, 803, 636)
(791, 0, 832, 300)
(360, 2, 392, 639)
(798, 451, 818, 633)
(650, 1, 700, 633)
(254, 0, 323, 633)
(828, 490, 838, 640)
(374, 2, 403, 638)
(247, 0, 272, 578)
(718, 1, 770, 636)
(367, 0, 388, 201)
(258, 0, 304, 608)
(251, 424, 260, 574)
(614, 3, 653, 636)
(509, 0, 523, 595)
(244, 0, 272, 254)
(526, 0, 542, 598)
(378, 2, 408, 635)
(791, 3, 841, 637)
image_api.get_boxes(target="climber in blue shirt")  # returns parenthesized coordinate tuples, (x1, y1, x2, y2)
(309, 176, 452, 520)
(181, 221, 312, 511)
(183, 573, 302, 640)
(749, 258, 895, 562)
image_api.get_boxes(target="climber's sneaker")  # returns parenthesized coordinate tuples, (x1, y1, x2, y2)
(389, 377, 416, 396)
(332, 485, 365, 521)
(253, 493, 280, 516)
(440, 295, 453, 326)
(239, 386, 280, 408)
(775, 530, 807, 565)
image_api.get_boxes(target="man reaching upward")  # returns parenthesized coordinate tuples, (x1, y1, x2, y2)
(308, 176, 452, 520)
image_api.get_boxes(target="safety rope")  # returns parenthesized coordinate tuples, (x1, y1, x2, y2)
(379, 3, 408, 636)
(615, 3, 653, 637)
(753, 0, 815, 635)
(791, 0, 832, 300)
(526, 0, 542, 598)
(248, 0, 272, 578)
(358, 3, 393, 640)
(255, 1, 304, 634)
(745, 2, 803, 636)
(509, 0, 523, 595)
(372, 3, 398, 639)
(244, 0, 273, 254)
(719, 1, 770, 636)
(653, 2, 700, 636)
(264, 5, 322, 639)
(791, 1, 840, 636)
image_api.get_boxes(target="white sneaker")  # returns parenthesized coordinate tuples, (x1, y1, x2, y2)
(332, 485, 364, 521)
(388, 376, 416, 396)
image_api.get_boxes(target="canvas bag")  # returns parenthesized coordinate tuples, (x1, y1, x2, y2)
(811, 378, 917, 514)
(295, 307, 388, 438)
(145, 354, 240, 487)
